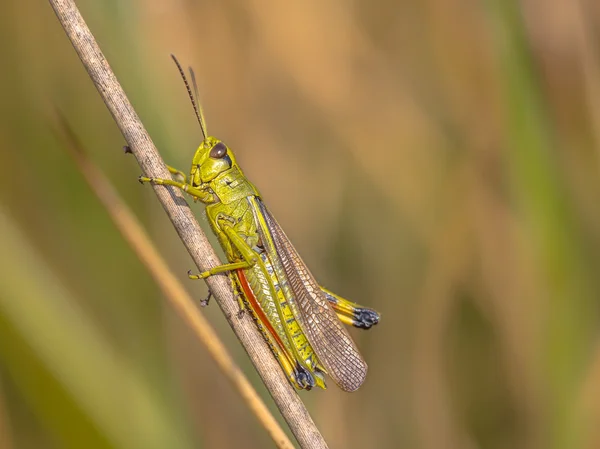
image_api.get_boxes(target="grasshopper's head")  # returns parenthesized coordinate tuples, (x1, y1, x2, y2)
(169, 55, 240, 187)
(189, 136, 239, 186)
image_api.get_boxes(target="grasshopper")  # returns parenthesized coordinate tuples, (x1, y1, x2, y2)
(138, 56, 379, 391)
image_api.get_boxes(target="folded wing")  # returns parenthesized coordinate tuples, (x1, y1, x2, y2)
(255, 199, 368, 392)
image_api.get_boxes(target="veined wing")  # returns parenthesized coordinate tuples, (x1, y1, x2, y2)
(252, 198, 368, 392)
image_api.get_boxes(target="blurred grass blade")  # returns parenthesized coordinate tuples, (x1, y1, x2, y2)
(53, 111, 295, 449)
(0, 381, 14, 449)
(486, 2, 595, 448)
(0, 207, 195, 449)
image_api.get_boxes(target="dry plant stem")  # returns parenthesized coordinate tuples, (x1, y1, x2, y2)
(48, 1, 329, 448)
(55, 117, 294, 449)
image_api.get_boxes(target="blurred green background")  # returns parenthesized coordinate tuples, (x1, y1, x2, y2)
(1, 0, 600, 448)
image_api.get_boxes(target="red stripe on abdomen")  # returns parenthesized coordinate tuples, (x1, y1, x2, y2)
(235, 269, 289, 357)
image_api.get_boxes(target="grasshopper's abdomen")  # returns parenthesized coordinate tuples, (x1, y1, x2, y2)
(235, 252, 326, 390)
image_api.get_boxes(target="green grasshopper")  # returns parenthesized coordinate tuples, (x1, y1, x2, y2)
(138, 55, 379, 391)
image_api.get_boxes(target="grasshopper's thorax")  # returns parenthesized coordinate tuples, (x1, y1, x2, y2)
(190, 136, 260, 204)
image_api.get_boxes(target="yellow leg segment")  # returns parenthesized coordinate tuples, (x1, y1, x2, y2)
(321, 287, 380, 329)
(167, 165, 187, 183)
(188, 261, 251, 279)
(139, 175, 214, 202)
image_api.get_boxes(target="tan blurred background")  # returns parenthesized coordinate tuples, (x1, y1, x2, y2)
(1, 0, 600, 448)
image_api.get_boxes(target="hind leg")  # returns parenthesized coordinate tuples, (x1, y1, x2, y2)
(321, 287, 380, 329)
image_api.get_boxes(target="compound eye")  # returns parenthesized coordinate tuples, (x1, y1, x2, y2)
(210, 142, 227, 159)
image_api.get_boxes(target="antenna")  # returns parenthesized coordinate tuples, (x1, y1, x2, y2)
(188, 66, 208, 138)
(170, 54, 208, 139)
(188, 67, 201, 113)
